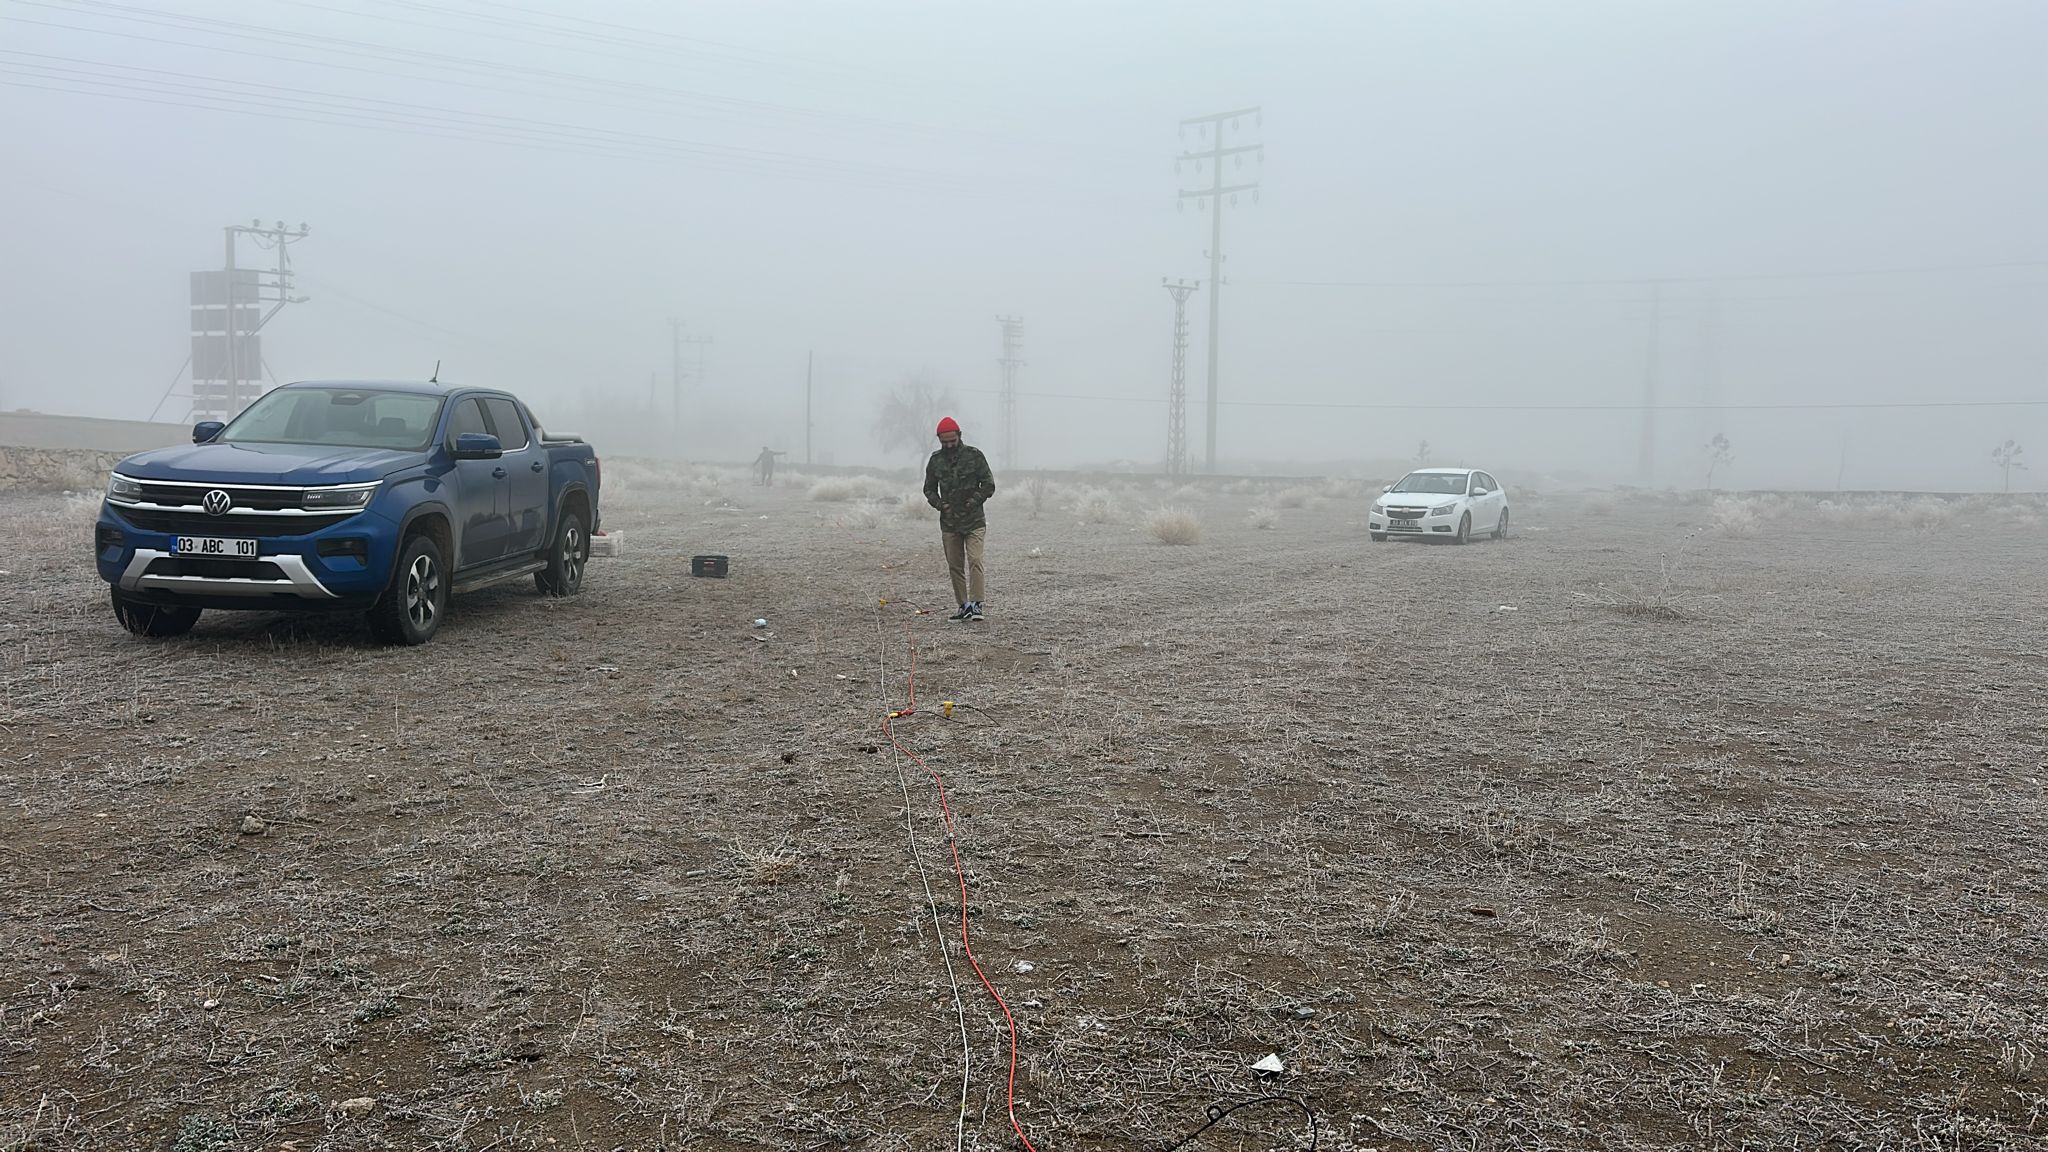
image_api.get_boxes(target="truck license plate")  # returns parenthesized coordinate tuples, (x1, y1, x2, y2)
(173, 536, 260, 559)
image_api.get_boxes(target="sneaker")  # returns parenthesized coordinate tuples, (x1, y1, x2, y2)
(968, 603, 985, 622)
(946, 605, 973, 622)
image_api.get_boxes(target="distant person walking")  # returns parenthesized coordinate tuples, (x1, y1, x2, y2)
(753, 446, 786, 486)
(923, 416, 995, 622)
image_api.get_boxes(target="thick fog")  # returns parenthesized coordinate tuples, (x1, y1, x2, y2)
(3, 1, 2043, 490)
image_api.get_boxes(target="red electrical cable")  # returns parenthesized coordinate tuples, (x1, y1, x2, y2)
(883, 632, 1040, 1152)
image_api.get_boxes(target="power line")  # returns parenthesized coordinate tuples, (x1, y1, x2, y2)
(294, 274, 478, 342)
(964, 388, 2048, 413)
(10, 0, 1002, 147)
(0, 52, 977, 191)
(1242, 258, 2048, 291)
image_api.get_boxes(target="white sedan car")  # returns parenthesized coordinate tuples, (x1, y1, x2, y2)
(1368, 468, 1510, 543)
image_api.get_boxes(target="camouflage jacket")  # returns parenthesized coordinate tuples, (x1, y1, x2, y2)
(923, 444, 996, 534)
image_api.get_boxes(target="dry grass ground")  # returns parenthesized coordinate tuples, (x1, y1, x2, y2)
(3, 472, 2046, 1151)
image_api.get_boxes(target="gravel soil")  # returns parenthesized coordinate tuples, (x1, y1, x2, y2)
(2, 473, 2045, 1151)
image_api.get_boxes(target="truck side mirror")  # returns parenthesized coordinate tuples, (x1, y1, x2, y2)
(451, 432, 503, 460)
(193, 421, 226, 444)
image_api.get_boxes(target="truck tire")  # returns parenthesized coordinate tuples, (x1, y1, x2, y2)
(111, 588, 200, 638)
(367, 532, 447, 645)
(535, 509, 588, 597)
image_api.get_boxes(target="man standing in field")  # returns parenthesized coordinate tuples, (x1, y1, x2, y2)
(753, 446, 786, 486)
(923, 416, 995, 622)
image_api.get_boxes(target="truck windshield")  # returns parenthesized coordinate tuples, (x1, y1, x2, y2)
(1391, 472, 1469, 495)
(221, 388, 446, 451)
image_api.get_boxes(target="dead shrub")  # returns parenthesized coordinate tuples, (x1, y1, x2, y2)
(1146, 507, 1201, 545)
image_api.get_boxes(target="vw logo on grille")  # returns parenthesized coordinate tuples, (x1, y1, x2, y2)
(202, 489, 234, 516)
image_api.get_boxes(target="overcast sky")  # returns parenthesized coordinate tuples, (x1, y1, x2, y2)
(2, 0, 2044, 488)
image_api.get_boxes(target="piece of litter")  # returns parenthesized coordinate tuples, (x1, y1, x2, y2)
(753, 618, 769, 628)
(202, 998, 220, 1011)
(1497, 605, 1518, 613)
(1293, 1007, 1316, 1019)
(788, 668, 798, 679)
(1015, 961, 1035, 974)
(1466, 905, 1498, 918)
(1251, 1053, 1285, 1075)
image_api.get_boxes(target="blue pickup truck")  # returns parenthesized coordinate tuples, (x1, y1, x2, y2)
(96, 380, 602, 645)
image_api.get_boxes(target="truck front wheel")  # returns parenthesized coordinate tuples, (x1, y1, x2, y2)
(536, 509, 588, 597)
(111, 588, 200, 638)
(368, 533, 447, 645)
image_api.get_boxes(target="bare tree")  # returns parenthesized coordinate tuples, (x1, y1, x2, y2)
(873, 376, 959, 468)
(1992, 439, 2026, 493)
(1415, 439, 1431, 467)
(1704, 432, 1734, 489)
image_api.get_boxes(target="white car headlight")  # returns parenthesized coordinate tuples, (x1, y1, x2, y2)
(301, 484, 379, 511)
(1429, 501, 1458, 516)
(106, 473, 144, 503)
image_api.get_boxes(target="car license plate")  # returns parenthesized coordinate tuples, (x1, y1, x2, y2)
(173, 536, 259, 559)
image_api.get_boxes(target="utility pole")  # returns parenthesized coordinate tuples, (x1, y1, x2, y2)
(669, 318, 683, 448)
(805, 350, 814, 467)
(996, 315, 1024, 470)
(1638, 281, 1665, 485)
(1162, 279, 1199, 476)
(189, 220, 309, 421)
(1177, 106, 1261, 473)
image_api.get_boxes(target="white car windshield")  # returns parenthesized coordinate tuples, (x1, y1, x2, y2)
(1391, 473, 1470, 495)
(221, 388, 446, 451)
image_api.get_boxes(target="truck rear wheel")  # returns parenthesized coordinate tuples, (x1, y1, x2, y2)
(367, 533, 446, 645)
(535, 509, 588, 597)
(111, 588, 200, 638)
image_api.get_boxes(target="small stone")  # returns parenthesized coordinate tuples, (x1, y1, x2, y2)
(335, 1097, 376, 1116)
(240, 815, 266, 836)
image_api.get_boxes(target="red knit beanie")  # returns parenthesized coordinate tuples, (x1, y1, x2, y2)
(936, 416, 961, 436)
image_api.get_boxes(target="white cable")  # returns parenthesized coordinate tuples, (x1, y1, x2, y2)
(875, 606, 971, 1152)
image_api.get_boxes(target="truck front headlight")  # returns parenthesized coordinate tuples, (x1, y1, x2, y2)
(302, 484, 378, 511)
(106, 474, 143, 504)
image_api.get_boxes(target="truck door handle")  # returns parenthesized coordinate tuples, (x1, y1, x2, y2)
(530, 460, 545, 472)
(492, 467, 508, 479)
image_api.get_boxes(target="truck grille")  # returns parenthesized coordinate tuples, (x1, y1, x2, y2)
(147, 557, 289, 580)
(136, 482, 303, 512)
(112, 508, 355, 538)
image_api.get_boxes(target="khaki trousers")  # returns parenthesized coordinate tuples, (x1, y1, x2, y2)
(942, 528, 986, 606)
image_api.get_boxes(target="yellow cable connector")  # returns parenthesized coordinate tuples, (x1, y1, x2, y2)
(941, 700, 955, 717)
